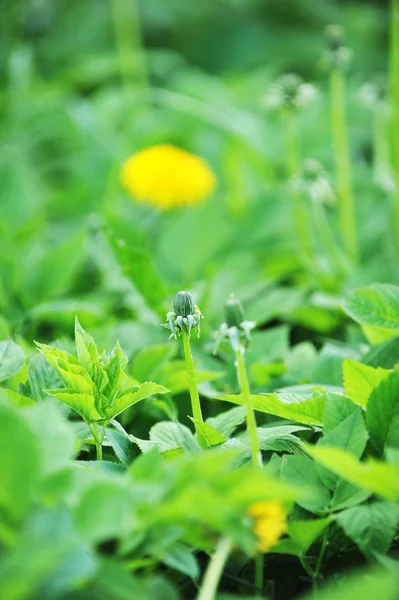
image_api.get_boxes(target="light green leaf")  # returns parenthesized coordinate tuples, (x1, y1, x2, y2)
(0, 398, 40, 521)
(206, 406, 246, 438)
(106, 428, 135, 466)
(105, 382, 169, 420)
(45, 389, 100, 422)
(0, 340, 25, 382)
(157, 543, 199, 579)
(149, 421, 200, 454)
(366, 370, 399, 454)
(218, 392, 325, 425)
(323, 393, 359, 432)
(280, 455, 330, 514)
(28, 354, 62, 402)
(306, 445, 399, 501)
(36, 342, 93, 394)
(337, 502, 399, 558)
(344, 283, 399, 342)
(288, 517, 332, 553)
(343, 359, 390, 407)
(242, 425, 307, 455)
(190, 419, 226, 446)
(74, 317, 99, 376)
(102, 340, 128, 396)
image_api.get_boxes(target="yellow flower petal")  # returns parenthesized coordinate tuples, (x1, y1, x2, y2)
(121, 144, 216, 210)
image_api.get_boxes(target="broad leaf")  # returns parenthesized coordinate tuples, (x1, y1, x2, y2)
(306, 445, 399, 501)
(344, 283, 399, 342)
(366, 370, 399, 454)
(218, 392, 325, 425)
(280, 455, 330, 514)
(207, 406, 246, 437)
(0, 339, 25, 381)
(337, 502, 399, 558)
(343, 359, 390, 407)
(149, 421, 200, 454)
(190, 419, 226, 446)
(288, 517, 332, 553)
(45, 389, 101, 422)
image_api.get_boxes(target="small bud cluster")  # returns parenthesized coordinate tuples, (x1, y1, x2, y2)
(262, 73, 318, 112)
(290, 159, 334, 205)
(358, 74, 389, 112)
(163, 291, 203, 339)
(322, 24, 353, 72)
(214, 295, 255, 353)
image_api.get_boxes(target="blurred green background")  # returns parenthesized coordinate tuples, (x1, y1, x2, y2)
(0, 0, 394, 352)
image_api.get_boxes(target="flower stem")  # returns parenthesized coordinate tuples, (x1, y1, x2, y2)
(91, 423, 104, 461)
(234, 347, 262, 469)
(390, 0, 399, 252)
(110, 0, 147, 93)
(181, 329, 206, 446)
(197, 537, 232, 600)
(330, 68, 358, 262)
(283, 109, 313, 263)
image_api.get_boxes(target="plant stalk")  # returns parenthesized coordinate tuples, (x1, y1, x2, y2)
(390, 0, 399, 251)
(181, 329, 206, 447)
(92, 423, 104, 461)
(330, 68, 358, 262)
(197, 537, 232, 600)
(235, 347, 262, 469)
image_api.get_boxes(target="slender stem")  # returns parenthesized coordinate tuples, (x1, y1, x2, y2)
(255, 553, 264, 592)
(330, 68, 358, 262)
(197, 537, 232, 600)
(92, 423, 103, 461)
(283, 109, 313, 263)
(390, 0, 399, 251)
(311, 199, 348, 276)
(110, 0, 148, 93)
(313, 527, 329, 581)
(235, 347, 262, 469)
(182, 330, 203, 423)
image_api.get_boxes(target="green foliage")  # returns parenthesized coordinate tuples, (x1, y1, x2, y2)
(0, 340, 25, 382)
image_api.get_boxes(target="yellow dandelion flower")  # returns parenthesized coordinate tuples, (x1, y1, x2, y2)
(121, 144, 216, 210)
(248, 500, 287, 553)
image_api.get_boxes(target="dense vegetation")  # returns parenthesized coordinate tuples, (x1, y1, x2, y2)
(1, 0, 399, 598)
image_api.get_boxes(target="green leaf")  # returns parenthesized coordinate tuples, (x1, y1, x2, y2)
(45, 389, 100, 422)
(362, 336, 399, 369)
(288, 517, 332, 553)
(243, 425, 307, 455)
(105, 382, 169, 420)
(102, 340, 128, 397)
(344, 283, 399, 342)
(280, 455, 330, 514)
(74, 317, 99, 376)
(366, 369, 399, 454)
(218, 392, 325, 425)
(74, 480, 134, 543)
(106, 428, 135, 466)
(157, 543, 199, 579)
(0, 398, 40, 521)
(149, 421, 200, 454)
(323, 393, 359, 432)
(190, 419, 226, 446)
(299, 566, 399, 600)
(206, 406, 246, 437)
(343, 359, 390, 407)
(0, 340, 25, 382)
(28, 354, 62, 402)
(36, 342, 93, 394)
(317, 408, 368, 490)
(305, 445, 399, 501)
(133, 345, 173, 382)
(337, 502, 399, 558)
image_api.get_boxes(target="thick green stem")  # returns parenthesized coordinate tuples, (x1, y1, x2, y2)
(330, 68, 358, 262)
(181, 329, 206, 447)
(197, 537, 232, 600)
(255, 553, 264, 591)
(92, 423, 104, 461)
(235, 347, 262, 469)
(390, 0, 399, 251)
(111, 0, 147, 93)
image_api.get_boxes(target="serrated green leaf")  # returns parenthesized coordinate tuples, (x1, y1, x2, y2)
(337, 502, 399, 558)
(45, 389, 100, 422)
(366, 370, 399, 454)
(241, 425, 307, 456)
(306, 445, 399, 500)
(323, 393, 359, 431)
(206, 406, 246, 438)
(106, 428, 135, 466)
(0, 339, 25, 382)
(344, 284, 399, 342)
(102, 340, 128, 397)
(105, 382, 169, 420)
(28, 354, 62, 402)
(190, 419, 226, 446)
(149, 421, 200, 454)
(74, 317, 99, 376)
(218, 392, 325, 425)
(343, 359, 390, 407)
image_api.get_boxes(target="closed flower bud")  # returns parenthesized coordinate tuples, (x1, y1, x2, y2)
(173, 291, 195, 317)
(225, 295, 245, 328)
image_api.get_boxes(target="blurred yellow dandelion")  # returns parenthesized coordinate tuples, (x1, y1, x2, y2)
(248, 500, 287, 553)
(121, 144, 216, 210)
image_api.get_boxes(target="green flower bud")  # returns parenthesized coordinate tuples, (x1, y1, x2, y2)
(224, 295, 245, 328)
(173, 291, 194, 317)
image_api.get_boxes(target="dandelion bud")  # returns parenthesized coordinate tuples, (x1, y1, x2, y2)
(325, 24, 344, 51)
(224, 294, 245, 328)
(173, 291, 195, 317)
(322, 24, 352, 72)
